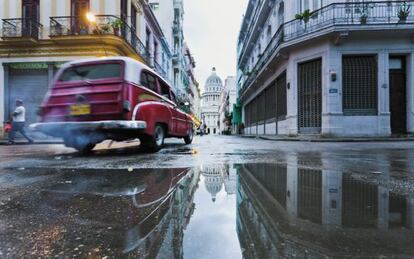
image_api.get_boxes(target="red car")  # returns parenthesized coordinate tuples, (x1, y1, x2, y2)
(30, 57, 194, 152)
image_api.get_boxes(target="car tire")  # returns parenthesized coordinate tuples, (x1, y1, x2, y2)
(142, 124, 165, 152)
(184, 128, 193, 145)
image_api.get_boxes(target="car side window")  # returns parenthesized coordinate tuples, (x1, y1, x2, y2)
(170, 92, 178, 104)
(159, 81, 171, 100)
(140, 71, 157, 92)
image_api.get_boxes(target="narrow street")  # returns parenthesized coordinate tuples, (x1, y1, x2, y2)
(1, 136, 414, 258)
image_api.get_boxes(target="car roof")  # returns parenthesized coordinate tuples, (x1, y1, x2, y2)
(61, 56, 172, 88)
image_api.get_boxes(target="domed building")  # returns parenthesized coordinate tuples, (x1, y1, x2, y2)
(201, 166, 224, 202)
(201, 67, 223, 134)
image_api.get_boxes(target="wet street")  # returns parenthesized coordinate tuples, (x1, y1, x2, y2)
(1, 135, 414, 258)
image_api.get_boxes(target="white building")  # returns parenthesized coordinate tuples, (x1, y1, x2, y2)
(201, 67, 223, 134)
(149, 0, 200, 114)
(201, 165, 236, 202)
(237, 0, 414, 137)
(0, 0, 173, 138)
(219, 76, 237, 134)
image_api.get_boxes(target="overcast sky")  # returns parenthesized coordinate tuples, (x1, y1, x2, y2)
(184, 0, 248, 90)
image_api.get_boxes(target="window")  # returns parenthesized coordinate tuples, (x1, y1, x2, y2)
(141, 71, 158, 92)
(342, 55, 378, 115)
(170, 91, 177, 104)
(159, 81, 171, 99)
(149, 2, 159, 11)
(59, 63, 121, 82)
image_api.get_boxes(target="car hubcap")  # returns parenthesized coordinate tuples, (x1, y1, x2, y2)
(189, 129, 193, 140)
(155, 127, 164, 146)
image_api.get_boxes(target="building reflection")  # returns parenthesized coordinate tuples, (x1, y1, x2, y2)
(41, 168, 201, 258)
(236, 156, 414, 258)
(201, 165, 237, 202)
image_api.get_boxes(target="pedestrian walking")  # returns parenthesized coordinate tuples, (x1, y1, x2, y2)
(199, 123, 205, 136)
(7, 100, 34, 145)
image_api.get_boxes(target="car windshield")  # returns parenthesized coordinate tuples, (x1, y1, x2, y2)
(59, 63, 121, 82)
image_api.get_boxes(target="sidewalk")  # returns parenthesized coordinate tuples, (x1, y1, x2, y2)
(0, 139, 63, 145)
(241, 134, 414, 142)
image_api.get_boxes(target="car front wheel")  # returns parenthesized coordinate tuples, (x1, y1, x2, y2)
(184, 128, 193, 144)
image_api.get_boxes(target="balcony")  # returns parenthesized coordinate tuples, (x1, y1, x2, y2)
(240, 1, 414, 96)
(173, 21, 182, 35)
(49, 15, 149, 63)
(153, 60, 169, 82)
(1, 18, 43, 42)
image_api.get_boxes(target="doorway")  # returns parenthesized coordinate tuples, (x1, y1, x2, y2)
(389, 56, 407, 135)
(71, 0, 89, 33)
(22, 0, 40, 38)
(298, 58, 322, 134)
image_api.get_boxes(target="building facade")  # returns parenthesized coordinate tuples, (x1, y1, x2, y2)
(237, 0, 414, 137)
(201, 67, 223, 134)
(0, 0, 198, 137)
(236, 160, 414, 257)
(149, 0, 196, 106)
(219, 76, 237, 134)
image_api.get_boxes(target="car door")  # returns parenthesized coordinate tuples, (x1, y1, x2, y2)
(158, 80, 179, 135)
(170, 92, 188, 136)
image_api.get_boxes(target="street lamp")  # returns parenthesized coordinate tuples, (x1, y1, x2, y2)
(85, 12, 108, 57)
(86, 12, 96, 23)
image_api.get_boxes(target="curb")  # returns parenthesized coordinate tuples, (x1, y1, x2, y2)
(241, 135, 414, 143)
(0, 141, 63, 146)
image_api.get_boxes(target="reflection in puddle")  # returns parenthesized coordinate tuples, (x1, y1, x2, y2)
(1, 160, 414, 258)
(237, 162, 414, 258)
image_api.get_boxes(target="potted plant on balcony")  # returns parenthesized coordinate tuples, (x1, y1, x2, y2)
(398, 2, 411, 23)
(111, 19, 123, 36)
(79, 25, 88, 35)
(360, 12, 368, 24)
(100, 23, 111, 34)
(295, 9, 313, 29)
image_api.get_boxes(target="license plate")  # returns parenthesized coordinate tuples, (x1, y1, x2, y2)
(70, 104, 91, 116)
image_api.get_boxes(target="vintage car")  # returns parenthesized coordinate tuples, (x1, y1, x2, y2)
(30, 57, 194, 152)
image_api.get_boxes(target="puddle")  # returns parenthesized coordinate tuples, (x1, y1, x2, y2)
(0, 163, 414, 258)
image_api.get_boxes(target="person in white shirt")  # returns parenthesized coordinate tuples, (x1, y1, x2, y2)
(7, 100, 34, 144)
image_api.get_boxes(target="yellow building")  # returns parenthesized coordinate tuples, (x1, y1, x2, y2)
(0, 0, 169, 137)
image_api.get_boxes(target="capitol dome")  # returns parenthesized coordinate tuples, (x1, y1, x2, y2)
(202, 166, 224, 202)
(205, 67, 223, 92)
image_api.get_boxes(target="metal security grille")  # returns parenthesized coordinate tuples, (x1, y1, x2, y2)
(298, 59, 322, 133)
(265, 83, 276, 121)
(276, 72, 287, 120)
(250, 164, 288, 209)
(298, 169, 322, 224)
(245, 102, 251, 127)
(258, 93, 265, 123)
(342, 56, 378, 115)
(342, 174, 378, 228)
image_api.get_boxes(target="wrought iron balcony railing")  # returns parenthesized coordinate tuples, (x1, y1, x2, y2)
(2, 18, 43, 39)
(153, 60, 169, 82)
(240, 1, 414, 94)
(49, 15, 149, 64)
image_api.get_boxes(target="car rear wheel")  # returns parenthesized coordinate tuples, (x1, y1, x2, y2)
(184, 128, 193, 144)
(141, 124, 165, 152)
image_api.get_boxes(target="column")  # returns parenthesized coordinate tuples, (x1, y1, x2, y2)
(286, 156, 298, 221)
(322, 170, 342, 227)
(0, 63, 5, 137)
(377, 186, 389, 230)
(378, 51, 391, 136)
(407, 53, 414, 133)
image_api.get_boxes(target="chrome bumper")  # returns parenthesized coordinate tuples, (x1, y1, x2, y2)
(30, 120, 147, 135)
